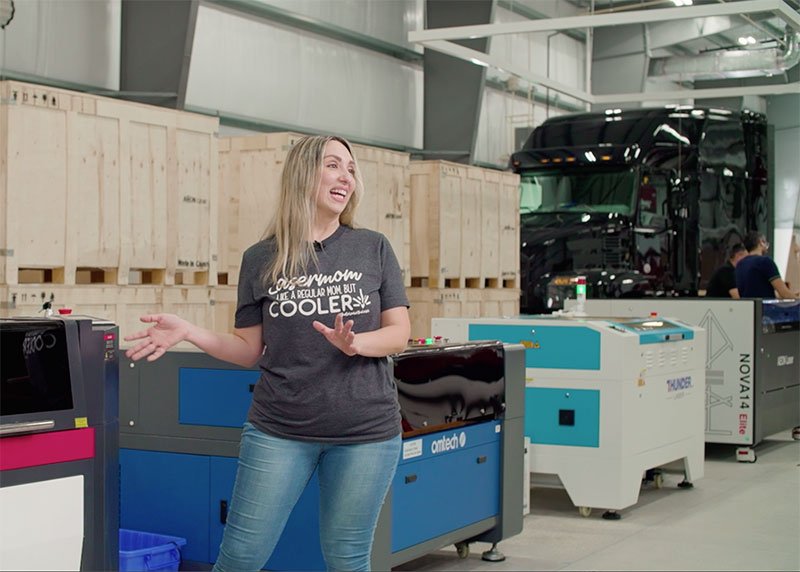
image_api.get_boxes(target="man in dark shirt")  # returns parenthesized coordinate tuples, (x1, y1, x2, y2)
(706, 243, 747, 298)
(735, 231, 799, 299)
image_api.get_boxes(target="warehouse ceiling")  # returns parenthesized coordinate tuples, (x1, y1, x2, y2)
(410, 0, 800, 105)
(564, 0, 799, 59)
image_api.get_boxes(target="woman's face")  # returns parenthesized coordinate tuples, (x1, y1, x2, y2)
(315, 139, 356, 221)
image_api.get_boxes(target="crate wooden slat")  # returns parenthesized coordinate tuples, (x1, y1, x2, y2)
(498, 171, 521, 289)
(212, 285, 238, 335)
(217, 133, 411, 286)
(0, 80, 219, 287)
(409, 160, 520, 289)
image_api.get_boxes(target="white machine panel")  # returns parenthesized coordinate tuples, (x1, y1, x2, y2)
(0, 475, 84, 571)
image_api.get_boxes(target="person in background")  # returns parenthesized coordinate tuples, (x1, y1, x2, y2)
(706, 243, 747, 298)
(735, 231, 799, 299)
(124, 135, 410, 572)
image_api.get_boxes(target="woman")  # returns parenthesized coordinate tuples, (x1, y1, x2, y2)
(125, 135, 410, 571)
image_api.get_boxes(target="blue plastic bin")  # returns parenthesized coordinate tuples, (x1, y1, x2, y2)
(119, 529, 187, 572)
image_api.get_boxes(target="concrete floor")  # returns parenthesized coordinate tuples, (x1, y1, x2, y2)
(393, 430, 800, 572)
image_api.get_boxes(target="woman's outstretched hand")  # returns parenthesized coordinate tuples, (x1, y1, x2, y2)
(124, 314, 191, 362)
(313, 313, 357, 356)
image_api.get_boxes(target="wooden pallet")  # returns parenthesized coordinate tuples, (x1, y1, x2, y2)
(0, 80, 219, 287)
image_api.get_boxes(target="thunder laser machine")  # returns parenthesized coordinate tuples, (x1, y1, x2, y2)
(432, 315, 706, 519)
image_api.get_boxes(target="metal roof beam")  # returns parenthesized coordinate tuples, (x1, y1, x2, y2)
(592, 81, 800, 104)
(418, 36, 799, 106)
(409, 0, 794, 41)
(777, 0, 800, 30)
(419, 39, 594, 103)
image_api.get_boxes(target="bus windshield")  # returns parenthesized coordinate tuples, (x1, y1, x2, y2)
(520, 169, 637, 215)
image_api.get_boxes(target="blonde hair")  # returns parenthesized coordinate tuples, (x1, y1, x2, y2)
(261, 135, 363, 286)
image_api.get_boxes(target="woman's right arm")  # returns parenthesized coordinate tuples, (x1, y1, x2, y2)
(124, 314, 264, 367)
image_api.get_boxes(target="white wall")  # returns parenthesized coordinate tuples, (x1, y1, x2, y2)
(474, 4, 586, 168)
(0, 0, 120, 90)
(184, 3, 423, 149)
(259, 0, 423, 53)
(768, 94, 800, 277)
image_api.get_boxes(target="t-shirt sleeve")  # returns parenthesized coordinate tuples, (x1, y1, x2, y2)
(759, 257, 781, 282)
(379, 235, 409, 311)
(234, 248, 263, 329)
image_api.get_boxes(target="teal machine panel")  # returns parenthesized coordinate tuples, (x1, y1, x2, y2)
(469, 324, 600, 370)
(468, 324, 601, 447)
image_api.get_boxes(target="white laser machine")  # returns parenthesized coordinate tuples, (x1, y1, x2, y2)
(432, 315, 706, 518)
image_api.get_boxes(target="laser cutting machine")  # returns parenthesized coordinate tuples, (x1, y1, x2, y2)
(0, 317, 119, 571)
(118, 341, 525, 570)
(565, 298, 800, 461)
(432, 315, 706, 518)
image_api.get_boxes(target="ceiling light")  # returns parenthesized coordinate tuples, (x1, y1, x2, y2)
(672, 0, 693, 5)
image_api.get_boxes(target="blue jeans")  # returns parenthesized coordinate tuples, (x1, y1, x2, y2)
(213, 422, 401, 572)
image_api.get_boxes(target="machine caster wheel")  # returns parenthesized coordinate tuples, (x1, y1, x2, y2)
(792, 426, 800, 441)
(678, 479, 694, 489)
(455, 542, 470, 559)
(602, 510, 621, 520)
(736, 447, 757, 463)
(653, 471, 664, 489)
(481, 543, 506, 562)
(578, 506, 592, 518)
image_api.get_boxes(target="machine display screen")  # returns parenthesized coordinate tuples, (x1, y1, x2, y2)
(761, 299, 800, 333)
(0, 321, 75, 416)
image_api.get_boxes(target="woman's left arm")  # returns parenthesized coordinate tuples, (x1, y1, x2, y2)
(313, 306, 410, 357)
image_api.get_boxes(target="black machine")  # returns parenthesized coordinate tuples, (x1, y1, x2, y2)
(0, 316, 119, 571)
(510, 107, 770, 313)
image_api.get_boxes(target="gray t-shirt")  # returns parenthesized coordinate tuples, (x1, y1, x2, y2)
(235, 225, 409, 443)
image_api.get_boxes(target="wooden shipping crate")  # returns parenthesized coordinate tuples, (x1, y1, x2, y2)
(479, 288, 521, 318)
(0, 284, 219, 349)
(217, 133, 411, 286)
(406, 286, 521, 340)
(409, 161, 520, 289)
(211, 285, 238, 335)
(406, 287, 482, 340)
(0, 80, 219, 287)
(0, 285, 161, 347)
(217, 138, 283, 283)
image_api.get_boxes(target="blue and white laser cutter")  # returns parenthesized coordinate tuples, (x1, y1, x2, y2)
(432, 315, 706, 518)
